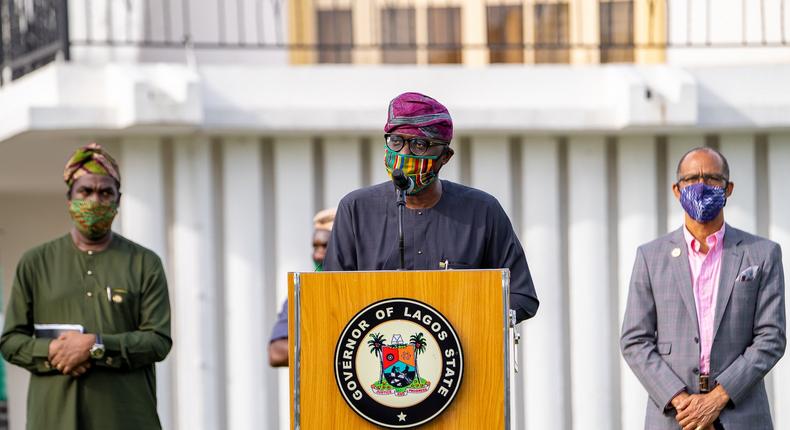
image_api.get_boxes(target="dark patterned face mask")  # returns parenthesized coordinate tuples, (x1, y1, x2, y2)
(679, 182, 726, 222)
(68, 199, 118, 239)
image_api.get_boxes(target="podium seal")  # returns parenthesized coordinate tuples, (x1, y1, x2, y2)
(334, 298, 464, 428)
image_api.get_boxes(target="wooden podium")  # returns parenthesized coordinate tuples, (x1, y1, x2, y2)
(288, 270, 514, 429)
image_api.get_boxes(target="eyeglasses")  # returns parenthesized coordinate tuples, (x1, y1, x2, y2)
(384, 134, 449, 156)
(676, 173, 729, 187)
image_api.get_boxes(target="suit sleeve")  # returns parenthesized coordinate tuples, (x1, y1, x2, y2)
(269, 300, 288, 342)
(715, 244, 786, 406)
(0, 255, 58, 375)
(620, 247, 687, 410)
(323, 198, 358, 271)
(98, 254, 172, 370)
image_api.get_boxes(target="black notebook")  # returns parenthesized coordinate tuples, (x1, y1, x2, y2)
(33, 324, 84, 339)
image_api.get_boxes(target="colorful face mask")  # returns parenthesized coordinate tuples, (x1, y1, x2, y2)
(679, 182, 727, 222)
(68, 199, 118, 240)
(384, 145, 442, 195)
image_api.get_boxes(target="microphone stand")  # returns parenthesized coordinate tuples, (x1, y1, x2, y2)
(397, 187, 406, 270)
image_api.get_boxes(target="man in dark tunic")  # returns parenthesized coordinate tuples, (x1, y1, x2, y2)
(323, 92, 539, 323)
(0, 143, 172, 429)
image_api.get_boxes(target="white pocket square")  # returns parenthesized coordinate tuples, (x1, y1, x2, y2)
(738, 265, 760, 282)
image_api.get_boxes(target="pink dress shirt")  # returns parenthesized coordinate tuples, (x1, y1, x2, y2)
(683, 223, 726, 375)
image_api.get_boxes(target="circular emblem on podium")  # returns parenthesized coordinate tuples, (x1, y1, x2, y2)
(334, 298, 464, 428)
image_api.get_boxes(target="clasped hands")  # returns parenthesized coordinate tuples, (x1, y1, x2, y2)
(48, 332, 96, 377)
(671, 385, 729, 430)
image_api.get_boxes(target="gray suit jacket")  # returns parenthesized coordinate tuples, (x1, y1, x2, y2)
(621, 225, 786, 430)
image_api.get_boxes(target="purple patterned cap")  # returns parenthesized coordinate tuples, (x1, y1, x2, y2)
(384, 92, 453, 142)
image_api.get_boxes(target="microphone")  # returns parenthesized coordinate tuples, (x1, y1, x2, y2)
(391, 168, 410, 270)
(392, 169, 414, 193)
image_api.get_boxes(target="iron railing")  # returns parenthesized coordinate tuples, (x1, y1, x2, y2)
(65, 0, 790, 51)
(0, 0, 68, 85)
(1, 0, 788, 84)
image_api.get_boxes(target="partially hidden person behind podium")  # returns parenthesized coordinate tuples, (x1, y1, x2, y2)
(322, 92, 539, 323)
(620, 147, 785, 430)
(0, 143, 172, 430)
(268, 208, 336, 367)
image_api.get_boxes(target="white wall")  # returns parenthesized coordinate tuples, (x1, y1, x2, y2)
(1, 61, 789, 430)
(3, 131, 788, 430)
(5, 63, 790, 145)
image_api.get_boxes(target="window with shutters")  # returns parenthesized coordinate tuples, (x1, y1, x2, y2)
(599, 0, 634, 63)
(487, 5, 524, 63)
(534, 2, 570, 64)
(427, 7, 462, 64)
(317, 9, 353, 63)
(381, 7, 417, 64)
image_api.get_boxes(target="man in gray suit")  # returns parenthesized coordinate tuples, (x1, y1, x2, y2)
(621, 147, 785, 430)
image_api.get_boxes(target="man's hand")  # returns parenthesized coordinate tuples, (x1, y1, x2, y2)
(69, 361, 92, 378)
(671, 391, 690, 410)
(49, 332, 96, 375)
(268, 338, 288, 367)
(48, 337, 64, 360)
(674, 386, 729, 430)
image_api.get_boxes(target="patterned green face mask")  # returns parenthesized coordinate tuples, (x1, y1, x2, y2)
(68, 199, 118, 240)
(384, 145, 441, 195)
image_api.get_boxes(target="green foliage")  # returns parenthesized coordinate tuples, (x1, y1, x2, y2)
(367, 332, 386, 356)
(409, 332, 427, 355)
(372, 380, 393, 390)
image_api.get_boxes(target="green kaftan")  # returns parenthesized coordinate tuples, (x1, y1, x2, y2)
(1, 234, 171, 430)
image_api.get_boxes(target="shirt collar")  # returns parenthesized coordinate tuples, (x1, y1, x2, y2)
(683, 223, 726, 254)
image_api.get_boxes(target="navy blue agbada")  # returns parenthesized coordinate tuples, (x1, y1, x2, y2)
(323, 180, 539, 323)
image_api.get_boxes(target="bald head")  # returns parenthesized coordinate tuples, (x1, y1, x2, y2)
(676, 147, 730, 183)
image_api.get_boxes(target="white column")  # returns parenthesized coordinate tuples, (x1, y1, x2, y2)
(521, 137, 569, 430)
(470, 135, 513, 216)
(568, 137, 614, 430)
(172, 137, 222, 430)
(439, 138, 462, 185)
(617, 136, 658, 429)
(768, 134, 790, 429)
(324, 136, 363, 209)
(666, 136, 704, 233)
(119, 138, 174, 430)
(222, 138, 275, 430)
(273, 137, 315, 430)
(719, 135, 757, 233)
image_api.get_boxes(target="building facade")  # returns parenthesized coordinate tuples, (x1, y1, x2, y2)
(1, 1, 789, 430)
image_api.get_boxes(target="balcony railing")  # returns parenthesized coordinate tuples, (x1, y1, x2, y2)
(1, 0, 788, 85)
(0, 0, 68, 85)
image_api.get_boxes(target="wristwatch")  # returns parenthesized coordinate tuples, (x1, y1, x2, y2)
(90, 334, 105, 359)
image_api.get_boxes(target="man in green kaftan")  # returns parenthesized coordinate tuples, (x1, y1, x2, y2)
(0, 143, 172, 430)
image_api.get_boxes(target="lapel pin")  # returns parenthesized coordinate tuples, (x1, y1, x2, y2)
(671, 247, 681, 258)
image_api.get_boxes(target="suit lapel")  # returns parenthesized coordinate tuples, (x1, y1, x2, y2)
(713, 225, 744, 341)
(669, 227, 699, 336)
